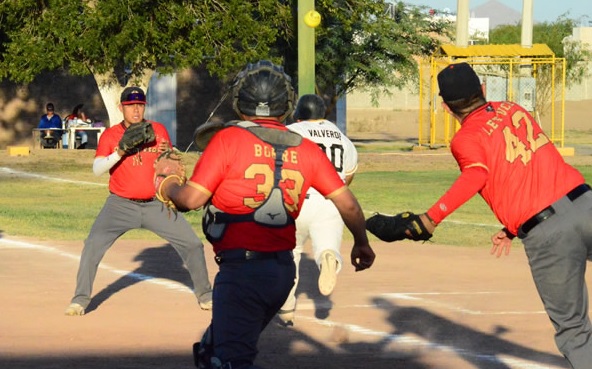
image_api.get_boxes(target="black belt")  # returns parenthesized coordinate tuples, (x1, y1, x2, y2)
(519, 184, 591, 236)
(128, 197, 156, 203)
(215, 249, 292, 265)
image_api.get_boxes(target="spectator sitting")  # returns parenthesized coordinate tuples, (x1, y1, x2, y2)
(38, 103, 64, 148)
(64, 103, 90, 149)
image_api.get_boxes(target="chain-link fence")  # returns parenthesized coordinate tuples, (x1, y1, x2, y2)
(418, 54, 567, 149)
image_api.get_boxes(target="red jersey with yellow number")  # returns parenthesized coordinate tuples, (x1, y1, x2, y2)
(427, 102, 584, 235)
(96, 121, 171, 200)
(188, 120, 346, 253)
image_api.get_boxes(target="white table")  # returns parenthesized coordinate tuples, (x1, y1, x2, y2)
(67, 126, 105, 149)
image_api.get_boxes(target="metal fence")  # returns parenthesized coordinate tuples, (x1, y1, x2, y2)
(418, 56, 567, 149)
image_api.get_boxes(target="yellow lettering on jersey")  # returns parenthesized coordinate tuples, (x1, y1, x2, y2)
(482, 119, 500, 136)
(243, 164, 305, 211)
(497, 102, 514, 116)
(244, 163, 273, 208)
(281, 169, 304, 212)
(280, 150, 299, 164)
(264, 146, 275, 158)
(503, 110, 550, 165)
(254, 144, 276, 158)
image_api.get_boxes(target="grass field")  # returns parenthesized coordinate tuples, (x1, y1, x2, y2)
(2, 145, 592, 249)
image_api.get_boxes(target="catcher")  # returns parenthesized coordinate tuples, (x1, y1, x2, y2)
(153, 60, 375, 369)
(64, 86, 213, 316)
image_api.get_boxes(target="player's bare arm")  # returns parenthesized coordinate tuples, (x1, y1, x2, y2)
(164, 180, 211, 212)
(330, 188, 375, 271)
(344, 173, 355, 186)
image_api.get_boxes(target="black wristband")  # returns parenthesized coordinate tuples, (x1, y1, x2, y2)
(424, 212, 437, 226)
(502, 227, 516, 240)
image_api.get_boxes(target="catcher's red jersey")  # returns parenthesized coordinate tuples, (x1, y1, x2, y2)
(96, 121, 170, 199)
(427, 102, 584, 235)
(188, 120, 346, 253)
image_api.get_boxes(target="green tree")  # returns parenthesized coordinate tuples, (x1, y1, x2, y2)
(0, 0, 291, 124)
(0, 0, 450, 123)
(489, 15, 591, 117)
(489, 14, 591, 85)
(310, 0, 452, 109)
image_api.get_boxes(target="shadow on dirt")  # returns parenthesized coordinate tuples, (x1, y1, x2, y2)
(85, 244, 195, 314)
(12, 243, 567, 369)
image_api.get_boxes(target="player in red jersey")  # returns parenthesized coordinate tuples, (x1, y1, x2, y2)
(381, 62, 591, 369)
(64, 87, 213, 316)
(158, 61, 375, 369)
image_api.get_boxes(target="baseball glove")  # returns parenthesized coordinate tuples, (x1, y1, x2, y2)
(366, 211, 433, 242)
(154, 148, 186, 210)
(119, 121, 156, 154)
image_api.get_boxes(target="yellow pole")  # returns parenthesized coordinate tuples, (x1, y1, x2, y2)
(551, 57, 556, 143)
(418, 59, 424, 146)
(430, 61, 438, 147)
(298, 0, 315, 95)
(561, 58, 566, 148)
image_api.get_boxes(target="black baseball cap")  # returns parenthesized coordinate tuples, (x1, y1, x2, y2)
(120, 87, 147, 105)
(437, 62, 482, 102)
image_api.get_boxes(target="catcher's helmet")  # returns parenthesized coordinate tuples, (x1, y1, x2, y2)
(232, 60, 295, 120)
(293, 94, 326, 121)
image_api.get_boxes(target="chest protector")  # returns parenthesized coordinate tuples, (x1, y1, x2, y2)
(200, 121, 303, 242)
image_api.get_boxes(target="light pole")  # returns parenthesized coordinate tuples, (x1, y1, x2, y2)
(297, 0, 316, 95)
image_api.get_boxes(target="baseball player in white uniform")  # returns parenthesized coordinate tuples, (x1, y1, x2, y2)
(278, 94, 358, 326)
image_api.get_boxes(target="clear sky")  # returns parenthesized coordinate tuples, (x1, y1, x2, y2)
(397, 0, 592, 24)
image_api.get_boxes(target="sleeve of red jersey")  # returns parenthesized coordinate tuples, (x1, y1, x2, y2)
(188, 130, 227, 193)
(95, 127, 117, 158)
(426, 166, 488, 225)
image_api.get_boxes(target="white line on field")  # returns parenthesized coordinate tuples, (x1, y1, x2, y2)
(0, 237, 190, 294)
(1, 166, 502, 229)
(370, 152, 453, 156)
(0, 237, 560, 369)
(0, 167, 107, 187)
(380, 292, 547, 315)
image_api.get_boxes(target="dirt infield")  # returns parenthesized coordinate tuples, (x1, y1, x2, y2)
(1, 235, 582, 369)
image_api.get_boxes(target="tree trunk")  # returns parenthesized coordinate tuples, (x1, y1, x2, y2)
(92, 69, 154, 126)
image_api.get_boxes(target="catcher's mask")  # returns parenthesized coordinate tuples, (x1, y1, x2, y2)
(293, 94, 326, 121)
(231, 60, 295, 121)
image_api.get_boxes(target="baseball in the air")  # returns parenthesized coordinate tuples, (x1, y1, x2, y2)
(304, 10, 321, 28)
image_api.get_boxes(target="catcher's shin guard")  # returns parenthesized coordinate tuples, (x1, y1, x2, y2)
(193, 327, 233, 369)
(194, 326, 215, 369)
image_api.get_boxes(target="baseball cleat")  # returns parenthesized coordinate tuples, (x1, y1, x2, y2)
(64, 303, 85, 316)
(318, 250, 338, 296)
(198, 291, 213, 311)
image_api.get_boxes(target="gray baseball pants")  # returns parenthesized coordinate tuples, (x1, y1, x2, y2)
(519, 190, 592, 369)
(70, 193, 211, 308)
